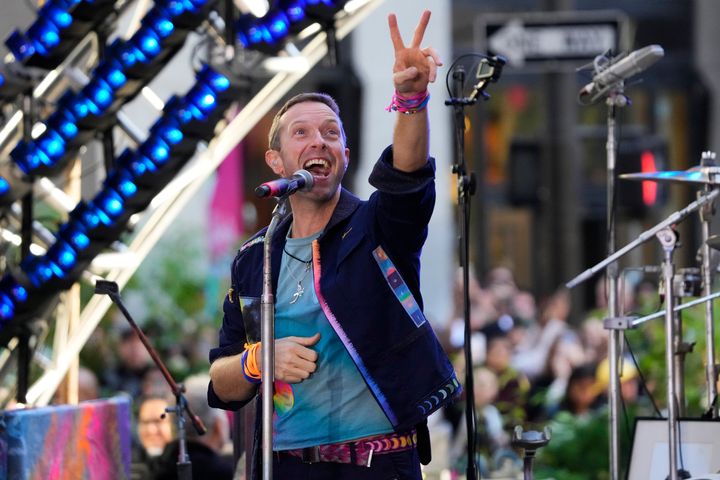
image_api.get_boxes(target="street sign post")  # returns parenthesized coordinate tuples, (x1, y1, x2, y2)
(475, 10, 631, 71)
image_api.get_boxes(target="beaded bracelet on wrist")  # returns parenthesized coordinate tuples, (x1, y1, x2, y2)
(386, 90, 430, 114)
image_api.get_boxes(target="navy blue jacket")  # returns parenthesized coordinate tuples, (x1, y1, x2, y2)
(208, 146, 461, 433)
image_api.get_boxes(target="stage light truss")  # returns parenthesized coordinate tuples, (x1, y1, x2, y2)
(2, 0, 218, 207)
(235, 0, 355, 55)
(0, 0, 385, 407)
(0, 63, 237, 334)
(5, 0, 118, 71)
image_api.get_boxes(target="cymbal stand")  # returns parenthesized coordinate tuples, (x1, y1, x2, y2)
(669, 269, 700, 417)
(657, 227, 680, 480)
(699, 151, 719, 418)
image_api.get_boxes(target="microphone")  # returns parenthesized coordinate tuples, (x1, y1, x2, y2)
(254, 169, 314, 198)
(579, 45, 664, 102)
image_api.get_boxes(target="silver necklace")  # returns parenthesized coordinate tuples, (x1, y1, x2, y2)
(284, 247, 312, 304)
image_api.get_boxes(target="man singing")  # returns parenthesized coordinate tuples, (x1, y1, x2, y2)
(209, 10, 460, 479)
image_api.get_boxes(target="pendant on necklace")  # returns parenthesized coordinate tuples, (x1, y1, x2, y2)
(290, 281, 304, 304)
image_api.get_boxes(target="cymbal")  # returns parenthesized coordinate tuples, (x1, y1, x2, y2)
(620, 166, 720, 185)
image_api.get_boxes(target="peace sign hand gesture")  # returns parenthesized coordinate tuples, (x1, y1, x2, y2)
(388, 10, 442, 96)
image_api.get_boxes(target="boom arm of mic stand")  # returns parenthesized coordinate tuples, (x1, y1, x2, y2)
(94, 281, 207, 436)
(566, 188, 720, 288)
(94, 281, 206, 480)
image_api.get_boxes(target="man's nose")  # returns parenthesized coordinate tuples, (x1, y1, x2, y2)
(308, 130, 327, 149)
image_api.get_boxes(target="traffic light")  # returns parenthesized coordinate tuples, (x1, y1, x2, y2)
(616, 136, 668, 219)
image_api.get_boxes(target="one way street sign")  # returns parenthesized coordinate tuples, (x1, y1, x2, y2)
(475, 11, 630, 70)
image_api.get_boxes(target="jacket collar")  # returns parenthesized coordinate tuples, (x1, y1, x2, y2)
(275, 187, 361, 239)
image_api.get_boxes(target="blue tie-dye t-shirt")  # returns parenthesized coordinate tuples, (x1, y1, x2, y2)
(272, 232, 392, 450)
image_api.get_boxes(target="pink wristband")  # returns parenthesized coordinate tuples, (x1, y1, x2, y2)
(386, 90, 430, 114)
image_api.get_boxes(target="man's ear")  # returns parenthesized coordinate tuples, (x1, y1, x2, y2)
(265, 150, 284, 176)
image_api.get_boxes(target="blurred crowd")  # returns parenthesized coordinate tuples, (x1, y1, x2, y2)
(430, 266, 658, 478)
(67, 264, 684, 479)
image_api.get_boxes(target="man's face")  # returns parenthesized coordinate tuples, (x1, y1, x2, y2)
(266, 101, 349, 203)
(138, 398, 173, 456)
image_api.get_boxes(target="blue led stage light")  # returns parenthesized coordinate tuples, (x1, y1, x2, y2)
(0, 276, 28, 305)
(41, 4, 74, 30)
(21, 255, 55, 288)
(45, 239, 79, 277)
(0, 293, 15, 323)
(5, 31, 35, 62)
(56, 222, 90, 252)
(46, 110, 79, 142)
(236, 15, 273, 49)
(26, 17, 62, 56)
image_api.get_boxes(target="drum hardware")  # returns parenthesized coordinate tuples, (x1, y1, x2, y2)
(567, 154, 720, 480)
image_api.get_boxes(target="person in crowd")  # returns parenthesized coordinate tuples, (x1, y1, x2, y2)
(555, 363, 603, 418)
(208, 10, 460, 480)
(130, 393, 175, 480)
(506, 290, 536, 350)
(592, 356, 641, 409)
(579, 317, 608, 365)
(450, 366, 511, 477)
(444, 266, 499, 362)
(485, 266, 519, 315)
(137, 394, 175, 458)
(102, 327, 154, 398)
(481, 319, 530, 430)
(512, 287, 574, 382)
(77, 366, 100, 402)
(153, 374, 234, 480)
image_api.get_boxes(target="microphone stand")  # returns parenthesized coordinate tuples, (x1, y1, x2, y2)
(260, 196, 289, 480)
(444, 55, 504, 480)
(603, 83, 629, 480)
(94, 280, 206, 480)
(446, 65, 478, 480)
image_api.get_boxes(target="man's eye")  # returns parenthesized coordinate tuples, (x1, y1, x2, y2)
(294, 128, 305, 135)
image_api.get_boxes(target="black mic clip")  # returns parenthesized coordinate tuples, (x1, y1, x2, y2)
(95, 280, 120, 296)
(468, 55, 506, 102)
